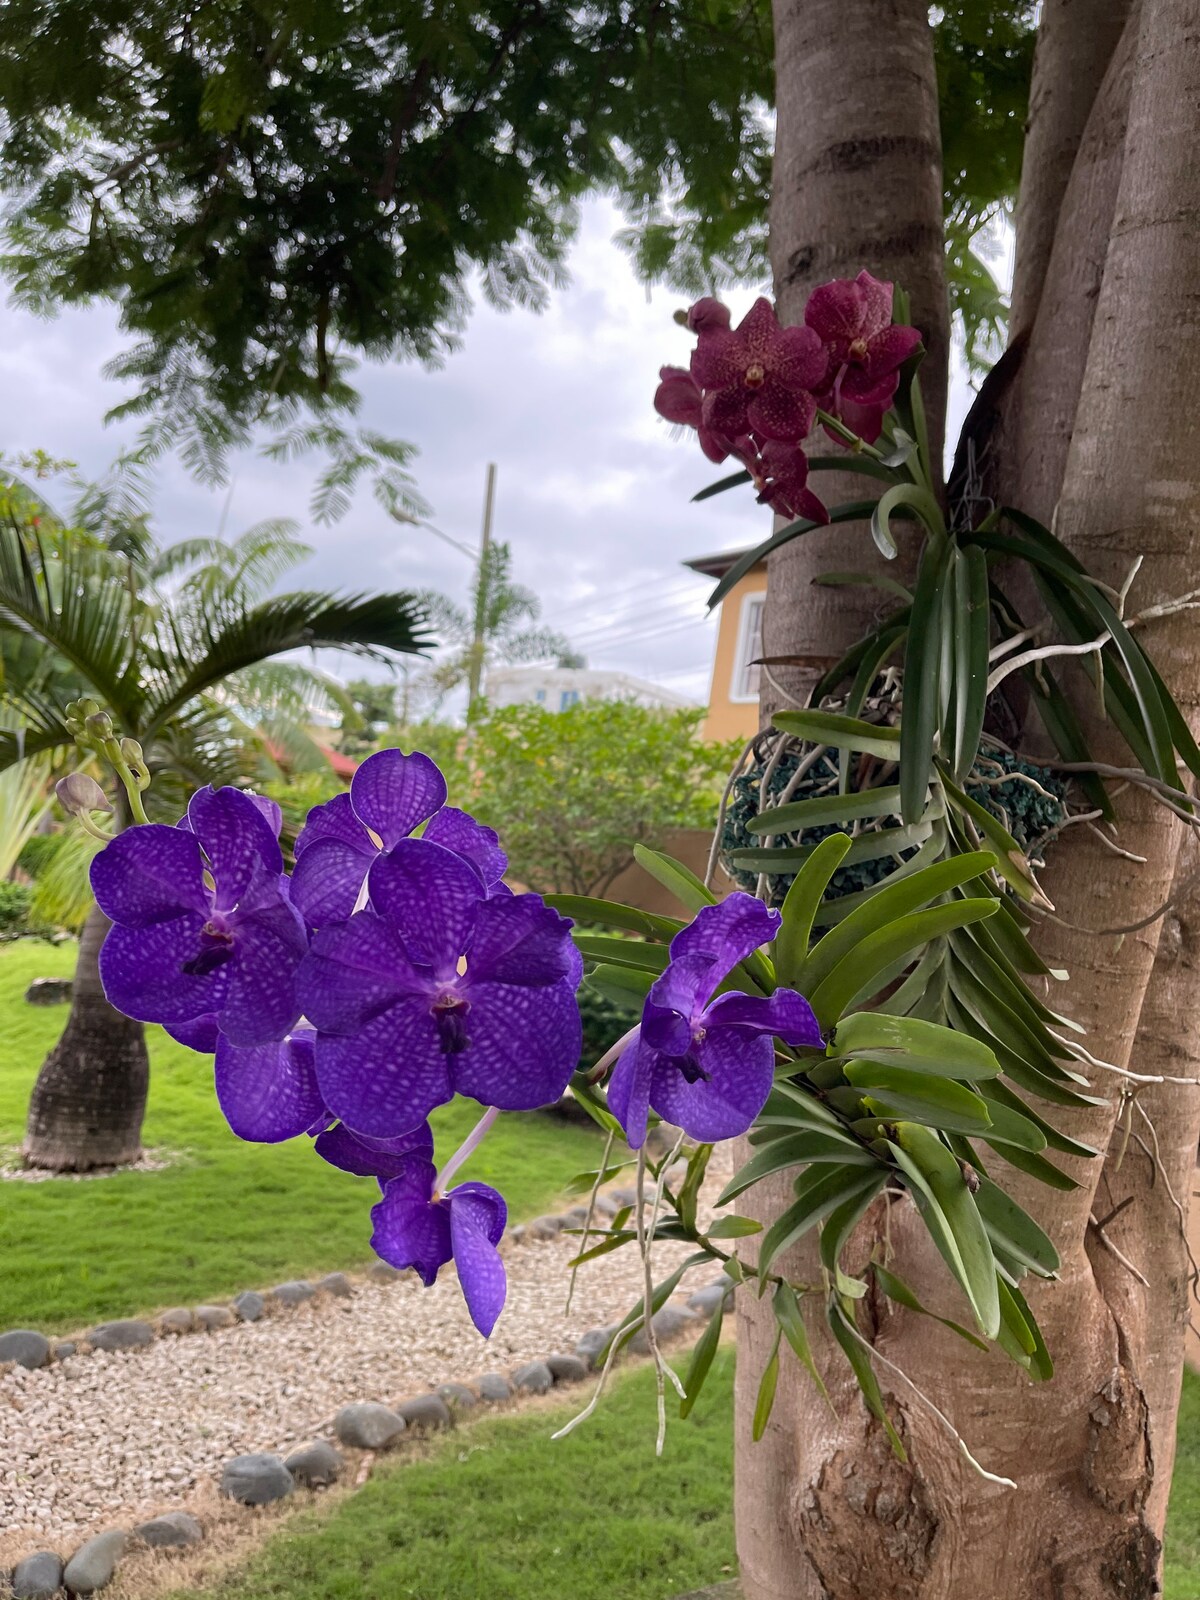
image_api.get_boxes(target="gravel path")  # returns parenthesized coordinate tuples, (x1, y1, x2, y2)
(0, 1152, 731, 1553)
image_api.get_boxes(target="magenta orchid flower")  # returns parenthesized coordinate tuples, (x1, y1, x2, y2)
(804, 270, 922, 442)
(607, 894, 822, 1149)
(689, 297, 827, 443)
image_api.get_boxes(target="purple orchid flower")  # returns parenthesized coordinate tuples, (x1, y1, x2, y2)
(316, 1120, 507, 1337)
(689, 297, 827, 443)
(607, 894, 823, 1149)
(804, 271, 922, 443)
(215, 1026, 328, 1143)
(91, 786, 307, 1047)
(290, 748, 506, 927)
(296, 837, 581, 1138)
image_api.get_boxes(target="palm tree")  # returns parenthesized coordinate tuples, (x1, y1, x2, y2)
(417, 541, 575, 710)
(0, 498, 431, 1170)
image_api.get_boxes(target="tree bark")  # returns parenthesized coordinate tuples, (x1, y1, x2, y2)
(1008, 0, 1133, 342)
(23, 899, 150, 1170)
(739, 1, 1200, 1595)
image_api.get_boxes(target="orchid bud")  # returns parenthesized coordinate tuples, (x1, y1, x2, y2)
(84, 710, 114, 741)
(119, 737, 150, 788)
(55, 773, 113, 817)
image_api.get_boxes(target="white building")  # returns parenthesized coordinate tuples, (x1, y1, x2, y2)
(485, 666, 697, 713)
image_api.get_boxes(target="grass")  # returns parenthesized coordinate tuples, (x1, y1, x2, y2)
(160, 1355, 1200, 1600)
(0, 940, 601, 1334)
(169, 1352, 739, 1600)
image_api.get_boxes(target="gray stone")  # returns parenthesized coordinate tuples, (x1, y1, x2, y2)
(194, 1304, 235, 1331)
(333, 1402, 406, 1450)
(316, 1272, 353, 1298)
(545, 1353, 588, 1385)
(508, 1224, 527, 1244)
(133, 1512, 204, 1549)
(11, 1550, 64, 1598)
(511, 1360, 554, 1396)
(368, 1261, 402, 1283)
(52, 1341, 76, 1362)
(63, 1529, 126, 1594)
(219, 1453, 294, 1506)
(592, 1193, 620, 1217)
(437, 1382, 479, 1411)
(87, 1320, 154, 1353)
(687, 1281, 733, 1317)
(397, 1393, 452, 1431)
(271, 1280, 315, 1307)
(0, 1329, 51, 1369)
(231, 1290, 265, 1322)
(474, 1373, 513, 1402)
(523, 1217, 560, 1241)
(158, 1306, 195, 1335)
(284, 1441, 342, 1487)
(629, 1303, 697, 1355)
(560, 1205, 589, 1227)
(574, 1325, 619, 1370)
(608, 1186, 638, 1208)
(25, 978, 72, 1005)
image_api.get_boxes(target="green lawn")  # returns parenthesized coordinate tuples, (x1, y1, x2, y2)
(0, 940, 600, 1333)
(170, 1352, 739, 1600)
(161, 1354, 1200, 1600)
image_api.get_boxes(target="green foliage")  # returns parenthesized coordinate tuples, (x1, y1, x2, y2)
(338, 676, 397, 757)
(0, 941, 601, 1332)
(448, 700, 739, 897)
(0, 1, 1033, 470)
(0, 880, 32, 933)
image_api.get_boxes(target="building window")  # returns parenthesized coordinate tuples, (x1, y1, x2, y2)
(560, 689, 580, 710)
(535, 689, 546, 703)
(730, 593, 765, 703)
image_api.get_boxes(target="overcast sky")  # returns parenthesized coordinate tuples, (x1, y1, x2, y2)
(0, 197, 989, 711)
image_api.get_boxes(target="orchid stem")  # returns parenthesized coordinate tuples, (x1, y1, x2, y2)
(436, 1105, 500, 1194)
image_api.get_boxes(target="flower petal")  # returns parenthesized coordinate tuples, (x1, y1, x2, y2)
(770, 323, 830, 390)
(215, 1028, 326, 1143)
(290, 834, 373, 928)
(735, 296, 781, 357)
(165, 1015, 221, 1053)
(649, 1028, 775, 1142)
(368, 838, 483, 971)
(746, 382, 816, 443)
(449, 979, 581, 1111)
(423, 807, 508, 888)
(186, 786, 283, 908)
(466, 893, 576, 986)
(315, 1121, 434, 1182)
(804, 278, 866, 350)
(664, 894, 781, 1006)
(297, 911, 425, 1035)
(704, 987, 823, 1047)
(855, 270, 893, 336)
(350, 749, 447, 849)
(606, 1031, 656, 1150)
(244, 792, 284, 838)
(863, 323, 922, 378)
(448, 1183, 508, 1336)
(98, 916, 230, 1024)
(702, 386, 752, 440)
(654, 366, 704, 428)
(690, 328, 745, 391)
(316, 998, 454, 1137)
(218, 894, 308, 1047)
(370, 1186, 451, 1285)
(295, 791, 372, 858)
(90, 825, 209, 927)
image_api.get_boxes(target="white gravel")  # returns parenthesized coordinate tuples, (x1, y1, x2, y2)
(0, 1153, 731, 1550)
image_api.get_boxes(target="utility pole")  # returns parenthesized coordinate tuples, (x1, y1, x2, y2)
(466, 462, 496, 712)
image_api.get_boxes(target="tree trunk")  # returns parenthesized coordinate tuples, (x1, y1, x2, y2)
(23, 899, 150, 1170)
(738, 1, 1200, 1595)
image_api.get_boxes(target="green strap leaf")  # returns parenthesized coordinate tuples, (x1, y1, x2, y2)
(573, 934, 670, 972)
(871, 482, 945, 560)
(544, 895, 681, 941)
(900, 538, 954, 823)
(705, 500, 880, 610)
(833, 1012, 1000, 1079)
(631, 843, 717, 913)
(807, 899, 999, 1028)
(819, 1172, 887, 1272)
(745, 783, 902, 836)
(679, 1295, 727, 1418)
(773, 832, 853, 985)
(872, 1261, 989, 1351)
(772, 1281, 831, 1406)
(752, 1331, 782, 1440)
(953, 544, 990, 780)
(827, 1300, 907, 1459)
(890, 1123, 1001, 1339)
(583, 963, 655, 1008)
(717, 1128, 879, 1205)
(849, 1065, 994, 1136)
(972, 1174, 1060, 1278)
(772, 709, 901, 758)
(757, 1165, 885, 1279)
(692, 468, 751, 502)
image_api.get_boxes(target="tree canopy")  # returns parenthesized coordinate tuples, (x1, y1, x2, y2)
(0, 0, 1035, 485)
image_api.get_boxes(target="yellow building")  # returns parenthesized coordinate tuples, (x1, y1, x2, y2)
(683, 547, 765, 743)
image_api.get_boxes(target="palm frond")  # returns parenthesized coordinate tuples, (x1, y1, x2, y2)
(144, 589, 433, 733)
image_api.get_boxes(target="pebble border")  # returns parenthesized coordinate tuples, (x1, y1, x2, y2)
(2, 1167, 729, 1594)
